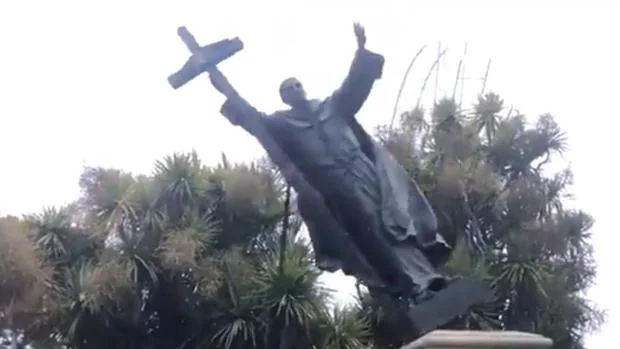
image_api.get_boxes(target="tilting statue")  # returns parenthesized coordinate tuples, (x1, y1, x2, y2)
(169, 23, 493, 339)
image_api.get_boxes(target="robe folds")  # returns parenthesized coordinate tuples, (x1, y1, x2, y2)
(218, 48, 451, 292)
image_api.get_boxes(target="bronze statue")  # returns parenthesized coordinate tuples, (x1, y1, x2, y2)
(169, 23, 493, 338)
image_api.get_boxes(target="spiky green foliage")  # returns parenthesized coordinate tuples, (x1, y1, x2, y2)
(1, 93, 600, 349)
(370, 93, 602, 349)
(1, 152, 368, 349)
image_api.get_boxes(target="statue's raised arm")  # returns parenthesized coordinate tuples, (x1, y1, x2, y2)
(332, 23, 385, 117)
(208, 68, 268, 135)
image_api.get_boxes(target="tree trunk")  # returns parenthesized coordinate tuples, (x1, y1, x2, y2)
(279, 185, 292, 273)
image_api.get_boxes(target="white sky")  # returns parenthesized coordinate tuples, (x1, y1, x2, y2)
(0, 0, 617, 346)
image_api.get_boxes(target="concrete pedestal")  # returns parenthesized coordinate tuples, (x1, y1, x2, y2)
(402, 330, 553, 349)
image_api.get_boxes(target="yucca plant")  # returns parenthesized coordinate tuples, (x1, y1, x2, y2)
(315, 306, 371, 349)
(0, 216, 52, 332)
(1, 75, 599, 349)
(208, 257, 265, 349)
(251, 235, 324, 349)
(373, 91, 600, 349)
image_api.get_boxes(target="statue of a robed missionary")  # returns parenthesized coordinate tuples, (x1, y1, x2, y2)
(169, 23, 493, 338)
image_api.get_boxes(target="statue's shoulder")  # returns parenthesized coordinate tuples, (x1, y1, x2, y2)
(266, 109, 293, 125)
(270, 108, 294, 120)
(260, 109, 293, 131)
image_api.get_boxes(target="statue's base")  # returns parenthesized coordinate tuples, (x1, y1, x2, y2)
(408, 277, 494, 336)
(402, 330, 553, 349)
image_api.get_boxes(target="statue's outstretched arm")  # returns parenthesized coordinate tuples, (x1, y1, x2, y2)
(209, 68, 268, 135)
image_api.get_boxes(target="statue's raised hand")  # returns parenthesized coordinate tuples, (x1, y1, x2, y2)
(208, 68, 234, 96)
(353, 22, 366, 49)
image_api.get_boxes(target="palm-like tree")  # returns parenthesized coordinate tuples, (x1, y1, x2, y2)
(0, 216, 51, 347)
(208, 255, 265, 349)
(472, 93, 503, 144)
(257, 241, 326, 349)
(315, 306, 370, 349)
(25, 206, 89, 265)
(3, 150, 371, 349)
(373, 93, 600, 349)
(3, 89, 597, 349)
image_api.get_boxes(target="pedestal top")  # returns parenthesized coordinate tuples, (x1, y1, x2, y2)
(403, 330, 553, 349)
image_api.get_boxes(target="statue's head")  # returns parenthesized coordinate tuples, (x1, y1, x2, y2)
(279, 77, 307, 108)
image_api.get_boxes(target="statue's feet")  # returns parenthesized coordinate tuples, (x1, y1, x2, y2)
(410, 287, 436, 305)
(370, 276, 462, 310)
(409, 276, 461, 305)
(405, 277, 495, 336)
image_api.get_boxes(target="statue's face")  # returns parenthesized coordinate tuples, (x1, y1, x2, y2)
(279, 77, 307, 107)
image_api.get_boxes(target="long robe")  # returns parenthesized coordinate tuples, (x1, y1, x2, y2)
(219, 48, 451, 293)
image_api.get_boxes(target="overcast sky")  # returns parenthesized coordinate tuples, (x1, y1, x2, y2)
(0, 0, 617, 346)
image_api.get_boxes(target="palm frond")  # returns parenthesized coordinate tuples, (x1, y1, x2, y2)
(318, 306, 371, 349)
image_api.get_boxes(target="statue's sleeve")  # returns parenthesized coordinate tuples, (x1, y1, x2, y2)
(332, 48, 385, 117)
(220, 92, 270, 135)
